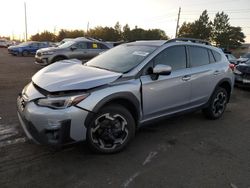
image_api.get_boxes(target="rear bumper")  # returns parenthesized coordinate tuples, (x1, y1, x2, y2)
(235, 74, 250, 87)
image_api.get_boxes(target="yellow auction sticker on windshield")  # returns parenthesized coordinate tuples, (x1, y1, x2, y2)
(93, 43, 98, 48)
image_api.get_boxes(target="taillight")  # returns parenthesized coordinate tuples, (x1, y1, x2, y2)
(229, 63, 235, 71)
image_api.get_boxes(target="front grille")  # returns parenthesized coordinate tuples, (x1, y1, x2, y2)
(17, 95, 28, 111)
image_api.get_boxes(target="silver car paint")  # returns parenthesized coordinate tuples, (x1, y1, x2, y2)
(32, 59, 122, 92)
(18, 41, 234, 145)
(35, 38, 109, 65)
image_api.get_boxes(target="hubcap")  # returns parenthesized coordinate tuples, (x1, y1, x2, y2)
(212, 91, 227, 117)
(90, 113, 128, 150)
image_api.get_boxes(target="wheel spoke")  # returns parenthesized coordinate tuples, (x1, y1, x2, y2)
(91, 113, 129, 150)
(212, 91, 227, 116)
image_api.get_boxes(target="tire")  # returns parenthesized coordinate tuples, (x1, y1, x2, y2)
(52, 56, 66, 63)
(22, 50, 29, 56)
(203, 87, 228, 120)
(87, 104, 136, 154)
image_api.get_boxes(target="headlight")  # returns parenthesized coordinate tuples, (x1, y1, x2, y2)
(21, 82, 31, 95)
(234, 67, 242, 75)
(36, 94, 89, 109)
(41, 51, 54, 55)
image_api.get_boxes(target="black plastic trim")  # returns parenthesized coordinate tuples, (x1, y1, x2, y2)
(84, 92, 140, 128)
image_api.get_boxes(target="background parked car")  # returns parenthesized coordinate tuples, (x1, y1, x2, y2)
(0, 39, 14, 48)
(234, 59, 250, 87)
(225, 52, 238, 65)
(237, 52, 250, 64)
(35, 37, 111, 65)
(8, 41, 50, 56)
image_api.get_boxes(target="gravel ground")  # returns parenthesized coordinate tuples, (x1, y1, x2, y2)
(0, 48, 250, 188)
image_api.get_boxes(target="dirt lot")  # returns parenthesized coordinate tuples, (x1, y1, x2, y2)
(0, 48, 250, 188)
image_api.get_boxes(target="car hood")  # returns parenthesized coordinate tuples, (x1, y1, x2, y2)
(37, 47, 59, 52)
(237, 57, 249, 63)
(236, 63, 250, 73)
(32, 59, 122, 92)
(8, 45, 20, 49)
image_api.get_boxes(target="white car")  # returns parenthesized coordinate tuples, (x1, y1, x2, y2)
(0, 39, 8, 47)
(0, 39, 14, 47)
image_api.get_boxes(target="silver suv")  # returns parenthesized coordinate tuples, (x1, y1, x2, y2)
(17, 38, 234, 153)
(35, 37, 111, 66)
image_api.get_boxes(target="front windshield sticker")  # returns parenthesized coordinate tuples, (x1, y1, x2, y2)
(132, 51, 149, 56)
(93, 43, 98, 48)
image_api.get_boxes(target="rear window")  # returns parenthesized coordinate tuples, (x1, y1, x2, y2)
(208, 50, 216, 63)
(87, 42, 100, 49)
(189, 46, 209, 67)
(212, 50, 221, 62)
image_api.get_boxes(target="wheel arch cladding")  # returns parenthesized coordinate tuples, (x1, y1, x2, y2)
(216, 79, 232, 102)
(84, 92, 140, 128)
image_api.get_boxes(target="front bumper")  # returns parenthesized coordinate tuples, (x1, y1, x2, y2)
(35, 56, 49, 66)
(17, 95, 89, 146)
(8, 49, 19, 55)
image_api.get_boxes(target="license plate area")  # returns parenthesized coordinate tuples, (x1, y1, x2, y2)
(243, 78, 250, 84)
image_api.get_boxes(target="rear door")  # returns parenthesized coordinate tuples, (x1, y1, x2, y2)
(29, 43, 40, 54)
(140, 45, 191, 121)
(86, 42, 103, 59)
(187, 46, 216, 106)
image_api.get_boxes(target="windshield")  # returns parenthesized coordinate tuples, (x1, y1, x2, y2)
(18, 42, 32, 47)
(86, 44, 156, 73)
(58, 41, 75, 48)
(242, 53, 250, 58)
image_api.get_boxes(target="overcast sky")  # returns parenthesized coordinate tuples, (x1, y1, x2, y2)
(1, 0, 250, 42)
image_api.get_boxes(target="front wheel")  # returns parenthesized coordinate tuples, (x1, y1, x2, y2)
(203, 87, 228, 120)
(87, 104, 135, 153)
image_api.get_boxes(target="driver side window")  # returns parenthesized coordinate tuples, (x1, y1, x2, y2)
(154, 46, 187, 71)
(76, 42, 87, 49)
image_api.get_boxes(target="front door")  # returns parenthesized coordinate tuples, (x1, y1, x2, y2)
(140, 45, 191, 121)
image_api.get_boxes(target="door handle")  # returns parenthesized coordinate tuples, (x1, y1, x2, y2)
(182, 75, 191, 81)
(213, 70, 220, 75)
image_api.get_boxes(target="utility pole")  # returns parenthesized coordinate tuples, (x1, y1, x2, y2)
(24, 2, 28, 41)
(86, 22, 89, 36)
(175, 7, 181, 38)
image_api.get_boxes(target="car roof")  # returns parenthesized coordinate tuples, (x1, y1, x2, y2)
(73, 37, 95, 42)
(128, 40, 167, 47)
(128, 38, 213, 48)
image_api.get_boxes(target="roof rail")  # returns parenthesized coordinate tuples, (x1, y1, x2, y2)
(166, 38, 211, 45)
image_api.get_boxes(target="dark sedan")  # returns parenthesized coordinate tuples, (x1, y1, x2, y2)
(234, 59, 250, 87)
(8, 41, 50, 56)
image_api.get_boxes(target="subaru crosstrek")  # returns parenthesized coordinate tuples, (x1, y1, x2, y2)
(17, 38, 234, 153)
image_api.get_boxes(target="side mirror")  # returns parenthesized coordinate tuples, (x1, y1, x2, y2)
(153, 64, 172, 76)
(70, 46, 77, 51)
